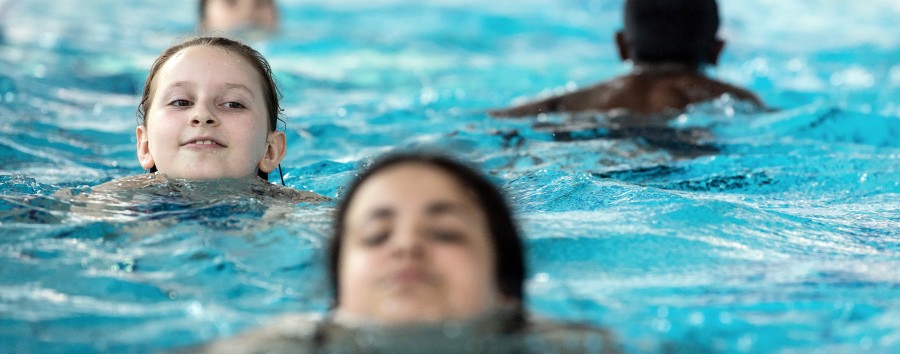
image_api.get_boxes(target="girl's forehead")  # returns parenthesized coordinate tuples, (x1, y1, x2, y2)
(166, 45, 252, 72)
(152, 45, 265, 92)
(347, 165, 483, 217)
(359, 165, 463, 198)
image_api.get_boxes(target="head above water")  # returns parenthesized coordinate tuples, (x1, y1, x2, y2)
(329, 153, 526, 324)
(199, 0, 279, 33)
(618, 0, 722, 67)
(136, 36, 284, 181)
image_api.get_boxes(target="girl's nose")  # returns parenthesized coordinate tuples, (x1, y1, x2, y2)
(390, 223, 426, 260)
(189, 106, 219, 127)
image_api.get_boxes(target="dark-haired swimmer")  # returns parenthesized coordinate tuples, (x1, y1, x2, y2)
(490, 0, 763, 118)
(196, 153, 618, 353)
(89, 37, 324, 204)
(199, 0, 279, 34)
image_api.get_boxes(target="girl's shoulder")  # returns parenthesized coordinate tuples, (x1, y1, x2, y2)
(85, 173, 330, 204)
(89, 173, 168, 193)
(256, 183, 330, 204)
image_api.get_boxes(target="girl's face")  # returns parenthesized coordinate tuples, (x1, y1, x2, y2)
(203, 0, 278, 32)
(337, 163, 503, 325)
(136, 45, 283, 179)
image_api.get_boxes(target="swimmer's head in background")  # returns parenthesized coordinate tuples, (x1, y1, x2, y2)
(622, 0, 721, 67)
(199, 0, 279, 33)
(137, 36, 284, 181)
(328, 153, 526, 307)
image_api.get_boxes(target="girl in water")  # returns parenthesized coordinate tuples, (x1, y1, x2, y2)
(89, 36, 323, 204)
(199, 153, 617, 353)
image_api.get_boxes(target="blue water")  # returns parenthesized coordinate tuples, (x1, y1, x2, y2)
(2, 0, 899, 352)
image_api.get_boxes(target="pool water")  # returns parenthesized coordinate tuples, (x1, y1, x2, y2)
(2, 0, 899, 352)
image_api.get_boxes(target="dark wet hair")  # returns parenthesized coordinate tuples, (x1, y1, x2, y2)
(328, 153, 526, 305)
(623, 0, 720, 66)
(137, 36, 282, 181)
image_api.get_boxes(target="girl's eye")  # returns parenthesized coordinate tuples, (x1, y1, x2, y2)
(223, 102, 246, 109)
(169, 99, 192, 107)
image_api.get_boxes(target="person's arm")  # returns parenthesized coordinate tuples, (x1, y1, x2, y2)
(488, 96, 561, 118)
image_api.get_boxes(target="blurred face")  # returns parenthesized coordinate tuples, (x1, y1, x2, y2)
(136, 45, 283, 179)
(338, 163, 503, 325)
(203, 0, 278, 32)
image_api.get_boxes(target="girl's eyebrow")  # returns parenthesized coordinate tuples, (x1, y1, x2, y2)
(159, 82, 254, 97)
(366, 207, 394, 222)
(353, 201, 467, 234)
(166, 81, 194, 90)
(426, 201, 464, 217)
(353, 206, 393, 231)
(364, 201, 462, 222)
(220, 83, 255, 97)
(153, 82, 192, 101)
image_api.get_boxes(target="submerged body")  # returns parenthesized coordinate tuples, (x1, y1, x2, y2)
(51, 174, 327, 221)
(196, 306, 618, 354)
(88, 173, 326, 204)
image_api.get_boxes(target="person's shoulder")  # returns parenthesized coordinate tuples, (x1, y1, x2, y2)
(700, 77, 765, 107)
(90, 173, 167, 193)
(556, 79, 624, 107)
(257, 183, 330, 204)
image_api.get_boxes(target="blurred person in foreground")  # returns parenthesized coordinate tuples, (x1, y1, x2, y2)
(196, 153, 619, 353)
(489, 0, 764, 118)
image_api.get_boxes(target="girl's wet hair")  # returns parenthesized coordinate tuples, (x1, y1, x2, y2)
(137, 36, 282, 181)
(328, 153, 526, 305)
(624, 0, 720, 66)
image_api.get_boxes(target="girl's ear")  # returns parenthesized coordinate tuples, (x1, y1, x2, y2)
(136, 125, 156, 170)
(258, 130, 286, 173)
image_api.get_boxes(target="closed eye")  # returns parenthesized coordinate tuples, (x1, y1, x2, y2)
(362, 231, 390, 247)
(430, 229, 465, 243)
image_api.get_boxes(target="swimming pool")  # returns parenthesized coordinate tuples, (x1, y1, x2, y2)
(1, 0, 899, 352)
